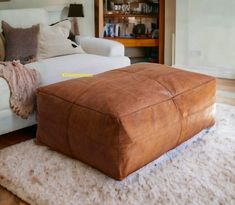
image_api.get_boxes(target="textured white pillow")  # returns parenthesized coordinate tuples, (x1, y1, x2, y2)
(37, 20, 85, 59)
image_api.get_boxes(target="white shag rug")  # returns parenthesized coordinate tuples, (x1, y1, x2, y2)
(0, 104, 234, 205)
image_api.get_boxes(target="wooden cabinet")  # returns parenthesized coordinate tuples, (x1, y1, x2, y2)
(95, 0, 165, 63)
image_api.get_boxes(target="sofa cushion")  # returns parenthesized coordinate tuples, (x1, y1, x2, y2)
(2, 21, 39, 64)
(0, 53, 130, 112)
(37, 20, 84, 59)
(0, 32, 5, 61)
(50, 19, 76, 42)
(0, 77, 10, 111)
(78, 36, 125, 57)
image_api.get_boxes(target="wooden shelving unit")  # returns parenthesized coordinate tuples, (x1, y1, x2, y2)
(95, 0, 165, 63)
(104, 37, 159, 47)
(104, 13, 156, 18)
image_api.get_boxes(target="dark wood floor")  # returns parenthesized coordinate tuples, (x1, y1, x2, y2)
(0, 78, 234, 205)
(0, 126, 36, 150)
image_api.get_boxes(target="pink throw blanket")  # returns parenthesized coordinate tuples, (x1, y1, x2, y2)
(0, 60, 40, 119)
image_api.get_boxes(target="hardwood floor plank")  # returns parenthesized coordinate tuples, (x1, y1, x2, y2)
(0, 126, 36, 149)
(217, 78, 235, 87)
(216, 78, 235, 106)
(216, 96, 235, 106)
(217, 84, 235, 92)
(0, 186, 28, 205)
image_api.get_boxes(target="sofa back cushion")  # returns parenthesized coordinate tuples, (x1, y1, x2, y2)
(2, 21, 40, 64)
(37, 20, 85, 59)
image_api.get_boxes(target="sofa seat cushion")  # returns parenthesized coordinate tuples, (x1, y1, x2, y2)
(0, 78, 10, 111)
(28, 53, 130, 85)
(0, 53, 130, 111)
(36, 63, 216, 180)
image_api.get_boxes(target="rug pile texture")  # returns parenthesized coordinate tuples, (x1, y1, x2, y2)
(0, 103, 234, 205)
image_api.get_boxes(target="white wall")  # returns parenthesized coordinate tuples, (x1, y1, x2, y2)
(164, 0, 176, 66)
(175, 0, 235, 79)
(0, 0, 94, 36)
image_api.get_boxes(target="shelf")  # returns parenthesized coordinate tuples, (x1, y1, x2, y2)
(104, 13, 157, 18)
(95, 0, 165, 63)
(104, 37, 159, 47)
(111, 0, 158, 3)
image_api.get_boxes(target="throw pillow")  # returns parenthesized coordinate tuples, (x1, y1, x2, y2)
(2, 21, 39, 64)
(0, 32, 5, 61)
(50, 19, 76, 42)
(37, 20, 85, 59)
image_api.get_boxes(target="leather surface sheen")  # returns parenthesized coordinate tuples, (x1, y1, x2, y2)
(36, 63, 216, 180)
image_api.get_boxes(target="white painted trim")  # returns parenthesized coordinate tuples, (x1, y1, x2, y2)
(172, 64, 235, 79)
(171, 33, 175, 66)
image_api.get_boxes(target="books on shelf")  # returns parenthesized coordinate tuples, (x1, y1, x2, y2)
(103, 22, 158, 39)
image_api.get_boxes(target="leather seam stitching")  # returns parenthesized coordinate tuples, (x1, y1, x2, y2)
(37, 76, 215, 118)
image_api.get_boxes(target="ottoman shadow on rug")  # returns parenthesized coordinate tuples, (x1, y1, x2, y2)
(0, 104, 234, 205)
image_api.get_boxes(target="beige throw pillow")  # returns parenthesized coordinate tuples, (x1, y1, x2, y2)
(37, 20, 85, 59)
(0, 32, 5, 61)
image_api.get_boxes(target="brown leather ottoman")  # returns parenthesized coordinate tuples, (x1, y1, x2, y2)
(36, 63, 216, 180)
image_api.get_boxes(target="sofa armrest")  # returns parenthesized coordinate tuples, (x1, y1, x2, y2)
(75, 36, 125, 57)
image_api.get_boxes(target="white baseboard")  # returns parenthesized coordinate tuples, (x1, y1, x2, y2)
(172, 64, 235, 79)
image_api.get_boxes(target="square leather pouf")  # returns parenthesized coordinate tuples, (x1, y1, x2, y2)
(36, 63, 216, 180)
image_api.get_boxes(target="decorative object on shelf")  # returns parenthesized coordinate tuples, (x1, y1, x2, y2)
(68, 4, 84, 35)
(133, 23, 146, 38)
(121, 3, 130, 14)
(103, 23, 115, 37)
(115, 24, 121, 37)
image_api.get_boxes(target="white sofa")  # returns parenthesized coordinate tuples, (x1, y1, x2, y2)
(0, 8, 130, 135)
